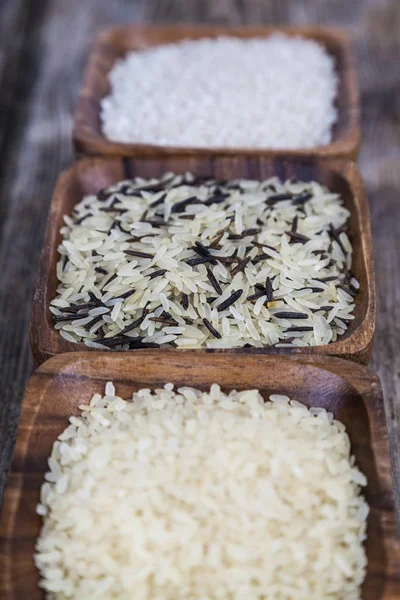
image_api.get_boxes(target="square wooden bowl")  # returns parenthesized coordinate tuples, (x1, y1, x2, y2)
(30, 155, 375, 365)
(0, 352, 399, 598)
(73, 25, 360, 160)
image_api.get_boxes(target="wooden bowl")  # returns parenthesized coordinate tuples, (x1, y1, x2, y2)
(73, 25, 360, 160)
(0, 352, 398, 599)
(30, 155, 375, 365)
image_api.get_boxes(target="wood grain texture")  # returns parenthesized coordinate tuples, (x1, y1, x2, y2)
(30, 155, 375, 365)
(73, 24, 360, 160)
(1, 0, 400, 542)
(0, 352, 398, 598)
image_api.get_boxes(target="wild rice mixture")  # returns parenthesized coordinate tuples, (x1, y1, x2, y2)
(51, 172, 359, 350)
(35, 383, 368, 599)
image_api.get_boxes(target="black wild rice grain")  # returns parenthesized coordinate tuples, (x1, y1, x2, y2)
(206, 267, 223, 295)
(274, 312, 309, 319)
(88, 291, 103, 307)
(149, 193, 167, 208)
(299, 286, 324, 293)
(97, 188, 114, 201)
(348, 281, 359, 294)
(337, 284, 358, 298)
(74, 212, 93, 225)
(265, 192, 294, 205)
(242, 228, 261, 236)
(285, 326, 314, 332)
(59, 306, 80, 314)
(195, 241, 211, 256)
(70, 301, 96, 311)
(230, 257, 251, 276)
(329, 223, 347, 255)
(118, 184, 141, 197)
(171, 196, 201, 213)
(291, 215, 298, 233)
(187, 256, 217, 266)
(95, 266, 108, 275)
(141, 219, 165, 228)
(252, 253, 271, 264)
(203, 194, 229, 206)
(128, 341, 160, 349)
(95, 335, 128, 347)
(316, 276, 337, 283)
(247, 290, 267, 301)
(113, 289, 136, 300)
(124, 250, 154, 259)
(126, 234, 158, 242)
(84, 314, 104, 331)
(266, 277, 274, 302)
(54, 313, 89, 322)
(150, 317, 177, 326)
(286, 231, 310, 244)
(216, 256, 238, 265)
(140, 209, 149, 222)
(252, 242, 276, 251)
(226, 183, 244, 193)
(99, 207, 128, 214)
(203, 318, 222, 339)
(108, 220, 120, 233)
(181, 293, 189, 310)
(103, 273, 118, 288)
(149, 269, 168, 280)
(121, 310, 149, 334)
(292, 192, 312, 205)
(209, 230, 225, 248)
(217, 289, 243, 312)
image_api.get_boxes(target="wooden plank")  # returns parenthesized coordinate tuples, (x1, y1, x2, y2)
(0, 0, 146, 504)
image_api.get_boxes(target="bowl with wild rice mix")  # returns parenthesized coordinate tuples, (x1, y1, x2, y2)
(46, 162, 373, 358)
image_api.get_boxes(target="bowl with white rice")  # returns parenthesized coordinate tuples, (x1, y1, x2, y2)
(31, 156, 375, 365)
(0, 352, 397, 599)
(73, 25, 359, 159)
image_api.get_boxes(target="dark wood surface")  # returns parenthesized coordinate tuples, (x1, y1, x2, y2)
(1, 353, 399, 598)
(73, 24, 360, 159)
(30, 156, 375, 365)
(0, 0, 399, 509)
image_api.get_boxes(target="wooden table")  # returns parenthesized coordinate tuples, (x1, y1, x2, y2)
(0, 0, 399, 504)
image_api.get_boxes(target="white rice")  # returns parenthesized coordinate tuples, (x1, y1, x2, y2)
(51, 172, 358, 350)
(35, 383, 368, 599)
(101, 35, 337, 149)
